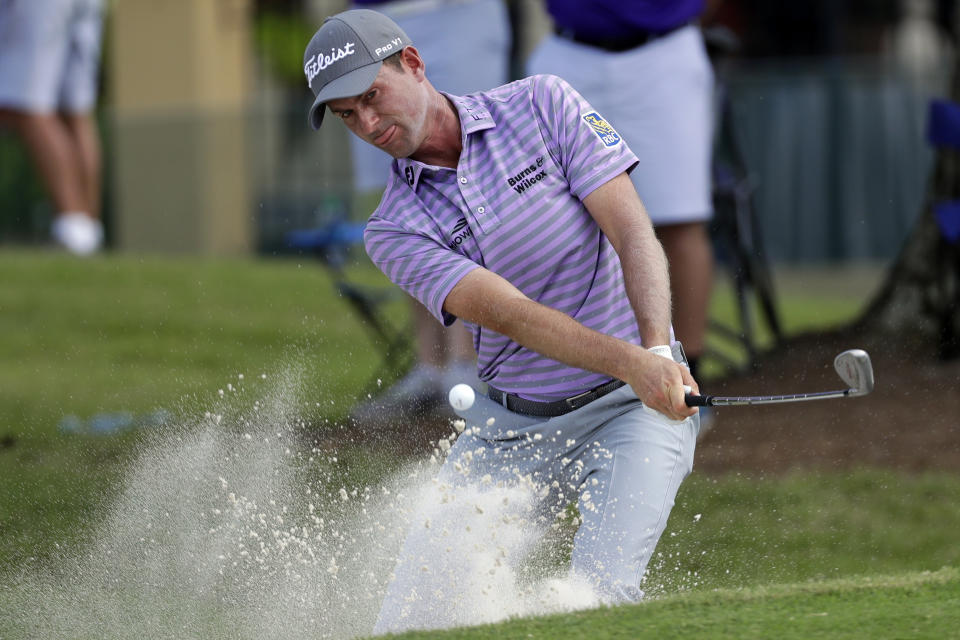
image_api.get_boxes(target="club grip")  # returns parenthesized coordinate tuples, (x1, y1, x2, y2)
(685, 393, 712, 407)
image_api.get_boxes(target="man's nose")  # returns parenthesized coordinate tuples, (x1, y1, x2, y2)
(356, 108, 379, 136)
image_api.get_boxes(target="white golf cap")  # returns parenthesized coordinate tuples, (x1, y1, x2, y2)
(303, 9, 412, 130)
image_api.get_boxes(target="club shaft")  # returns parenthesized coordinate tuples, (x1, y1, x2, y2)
(685, 389, 852, 407)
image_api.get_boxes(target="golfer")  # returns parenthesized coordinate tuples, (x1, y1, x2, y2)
(303, 9, 701, 633)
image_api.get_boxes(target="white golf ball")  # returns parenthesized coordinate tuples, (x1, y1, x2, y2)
(448, 383, 475, 410)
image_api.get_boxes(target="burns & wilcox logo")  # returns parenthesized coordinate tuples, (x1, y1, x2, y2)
(507, 156, 547, 194)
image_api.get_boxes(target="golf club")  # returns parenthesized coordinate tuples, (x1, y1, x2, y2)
(685, 349, 874, 407)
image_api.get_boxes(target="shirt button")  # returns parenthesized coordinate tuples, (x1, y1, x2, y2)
(477, 206, 486, 214)
(459, 177, 468, 184)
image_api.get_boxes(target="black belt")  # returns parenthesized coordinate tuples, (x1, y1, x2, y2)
(553, 23, 688, 52)
(488, 379, 626, 418)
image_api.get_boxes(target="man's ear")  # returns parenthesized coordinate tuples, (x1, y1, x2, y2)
(401, 45, 426, 78)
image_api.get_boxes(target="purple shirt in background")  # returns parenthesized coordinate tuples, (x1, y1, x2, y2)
(545, 0, 704, 41)
(364, 75, 649, 401)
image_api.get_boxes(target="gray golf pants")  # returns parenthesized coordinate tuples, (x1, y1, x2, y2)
(374, 385, 699, 634)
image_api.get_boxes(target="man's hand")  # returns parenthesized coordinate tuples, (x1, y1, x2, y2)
(626, 346, 699, 422)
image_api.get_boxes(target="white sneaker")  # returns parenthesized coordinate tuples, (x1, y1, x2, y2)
(51, 212, 103, 255)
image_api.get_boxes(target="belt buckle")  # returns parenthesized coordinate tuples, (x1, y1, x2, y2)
(564, 389, 594, 410)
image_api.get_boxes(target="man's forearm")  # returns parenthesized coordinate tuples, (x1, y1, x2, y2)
(618, 230, 673, 347)
(582, 173, 674, 347)
(495, 293, 652, 383)
(446, 269, 648, 384)
(444, 267, 697, 419)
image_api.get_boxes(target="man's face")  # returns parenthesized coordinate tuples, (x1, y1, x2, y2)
(326, 52, 429, 159)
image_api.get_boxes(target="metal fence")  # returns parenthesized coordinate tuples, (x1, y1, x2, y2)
(722, 57, 947, 263)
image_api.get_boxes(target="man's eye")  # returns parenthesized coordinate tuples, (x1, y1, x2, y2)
(365, 90, 377, 101)
(339, 110, 352, 119)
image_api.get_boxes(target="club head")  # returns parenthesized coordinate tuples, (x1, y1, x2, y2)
(834, 349, 875, 397)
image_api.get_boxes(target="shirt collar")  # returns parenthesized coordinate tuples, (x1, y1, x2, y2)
(396, 91, 496, 190)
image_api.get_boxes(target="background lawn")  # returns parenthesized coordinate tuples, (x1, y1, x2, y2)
(3, 250, 954, 640)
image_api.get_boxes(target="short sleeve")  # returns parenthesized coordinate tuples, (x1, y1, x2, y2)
(529, 74, 638, 201)
(364, 216, 481, 326)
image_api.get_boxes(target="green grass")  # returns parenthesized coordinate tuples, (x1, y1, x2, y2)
(0, 249, 407, 565)
(513, 468, 960, 601)
(387, 567, 960, 639)
(1, 251, 954, 640)
(0, 249, 404, 429)
(0, 252, 872, 446)
(648, 470, 960, 591)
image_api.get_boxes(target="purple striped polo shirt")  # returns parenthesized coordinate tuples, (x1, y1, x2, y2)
(364, 74, 650, 401)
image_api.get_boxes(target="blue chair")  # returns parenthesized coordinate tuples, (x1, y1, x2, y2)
(928, 99, 960, 245)
(934, 201, 960, 245)
(928, 99, 960, 150)
(287, 220, 367, 268)
(924, 99, 960, 358)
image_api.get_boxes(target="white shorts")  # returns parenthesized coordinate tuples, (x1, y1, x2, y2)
(349, 0, 511, 193)
(527, 25, 715, 225)
(0, 0, 104, 113)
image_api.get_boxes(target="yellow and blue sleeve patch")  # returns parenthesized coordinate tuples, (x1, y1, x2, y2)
(582, 112, 621, 147)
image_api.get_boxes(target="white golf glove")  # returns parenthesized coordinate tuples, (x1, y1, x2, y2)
(643, 344, 691, 424)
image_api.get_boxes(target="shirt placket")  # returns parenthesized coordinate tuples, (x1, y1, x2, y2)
(456, 163, 499, 234)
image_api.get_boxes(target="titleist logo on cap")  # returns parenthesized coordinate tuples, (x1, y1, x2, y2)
(304, 42, 356, 88)
(302, 9, 412, 130)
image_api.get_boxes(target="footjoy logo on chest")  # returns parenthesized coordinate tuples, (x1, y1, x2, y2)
(507, 156, 547, 194)
(448, 217, 473, 249)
